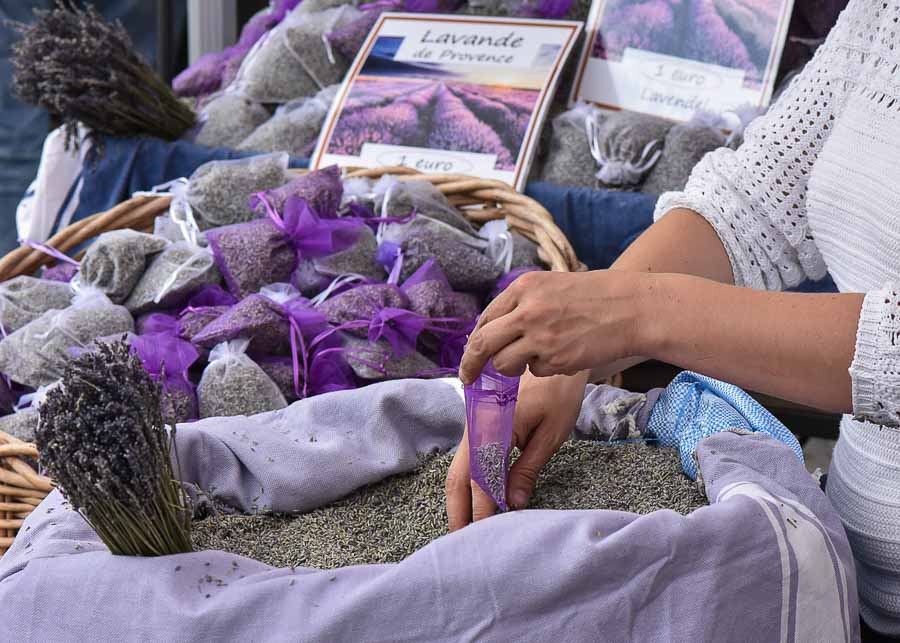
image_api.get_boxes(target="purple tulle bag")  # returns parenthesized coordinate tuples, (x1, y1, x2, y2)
(250, 166, 344, 219)
(464, 360, 520, 511)
(192, 294, 291, 354)
(130, 333, 201, 426)
(208, 191, 363, 299)
(40, 262, 79, 283)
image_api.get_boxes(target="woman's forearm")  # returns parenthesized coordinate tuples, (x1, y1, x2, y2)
(637, 273, 862, 414)
(588, 208, 735, 379)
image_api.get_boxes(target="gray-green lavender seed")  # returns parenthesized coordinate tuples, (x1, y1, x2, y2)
(190, 441, 708, 569)
(187, 155, 290, 231)
(0, 300, 134, 388)
(125, 244, 222, 315)
(197, 352, 287, 419)
(237, 8, 357, 105)
(0, 276, 73, 334)
(80, 230, 168, 304)
(193, 93, 272, 150)
(237, 87, 337, 156)
(474, 442, 507, 502)
(0, 408, 38, 442)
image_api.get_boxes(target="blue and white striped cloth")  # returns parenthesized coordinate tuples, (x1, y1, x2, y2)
(648, 371, 804, 478)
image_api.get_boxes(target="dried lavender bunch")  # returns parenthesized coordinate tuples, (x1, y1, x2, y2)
(36, 340, 193, 556)
(11, 2, 196, 149)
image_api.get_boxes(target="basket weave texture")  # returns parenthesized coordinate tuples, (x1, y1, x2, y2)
(0, 167, 585, 556)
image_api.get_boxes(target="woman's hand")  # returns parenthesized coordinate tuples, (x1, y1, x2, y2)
(446, 369, 589, 531)
(459, 270, 646, 385)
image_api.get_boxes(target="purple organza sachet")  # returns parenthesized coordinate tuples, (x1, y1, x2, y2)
(130, 333, 201, 425)
(464, 360, 520, 511)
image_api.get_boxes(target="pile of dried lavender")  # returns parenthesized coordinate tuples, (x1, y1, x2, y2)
(125, 243, 221, 314)
(187, 154, 290, 230)
(197, 340, 288, 419)
(318, 284, 408, 335)
(0, 276, 73, 334)
(193, 93, 272, 150)
(401, 230, 501, 292)
(0, 409, 39, 443)
(235, 7, 359, 105)
(80, 230, 168, 304)
(11, 2, 195, 149)
(342, 335, 437, 381)
(36, 340, 193, 556)
(191, 441, 707, 569)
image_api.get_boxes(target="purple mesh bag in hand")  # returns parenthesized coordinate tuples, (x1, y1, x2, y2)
(465, 361, 520, 511)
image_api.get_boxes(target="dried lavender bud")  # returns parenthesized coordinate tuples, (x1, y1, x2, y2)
(186, 154, 290, 231)
(193, 295, 290, 355)
(405, 280, 480, 321)
(237, 86, 337, 155)
(382, 180, 477, 235)
(0, 408, 39, 443)
(318, 284, 408, 337)
(191, 441, 707, 569)
(197, 341, 288, 419)
(0, 291, 134, 389)
(0, 276, 73, 334)
(474, 442, 507, 503)
(256, 355, 300, 403)
(206, 219, 296, 299)
(160, 385, 197, 428)
(80, 230, 168, 304)
(641, 124, 725, 195)
(10, 2, 196, 149)
(510, 232, 540, 270)
(539, 105, 604, 187)
(36, 340, 193, 556)
(292, 259, 331, 296)
(342, 335, 437, 380)
(234, 8, 359, 104)
(401, 231, 501, 292)
(176, 306, 229, 343)
(125, 243, 222, 315)
(193, 93, 272, 149)
(313, 225, 385, 281)
(254, 165, 343, 219)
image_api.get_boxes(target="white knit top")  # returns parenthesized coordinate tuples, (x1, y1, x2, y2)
(655, 0, 900, 633)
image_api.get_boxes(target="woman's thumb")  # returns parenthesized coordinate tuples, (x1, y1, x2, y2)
(507, 433, 562, 510)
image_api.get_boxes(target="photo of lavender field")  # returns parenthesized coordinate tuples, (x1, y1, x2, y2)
(324, 36, 542, 171)
(592, 0, 785, 86)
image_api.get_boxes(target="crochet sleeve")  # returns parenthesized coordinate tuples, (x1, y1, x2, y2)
(654, 24, 853, 291)
(849, 284, 900, 427)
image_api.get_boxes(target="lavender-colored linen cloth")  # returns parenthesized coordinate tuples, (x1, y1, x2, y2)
(0, 381, 858, 642)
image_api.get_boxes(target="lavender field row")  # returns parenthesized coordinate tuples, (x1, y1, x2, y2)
(327, 79, 540, 171)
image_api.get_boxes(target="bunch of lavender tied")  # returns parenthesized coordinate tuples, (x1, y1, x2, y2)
(36, 340, 193, 556)
(11, 1, 196, 148)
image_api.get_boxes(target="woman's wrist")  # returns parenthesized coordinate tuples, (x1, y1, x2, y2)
(630, 271, 679, 362)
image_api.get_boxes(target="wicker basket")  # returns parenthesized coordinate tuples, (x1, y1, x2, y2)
(0, 167, 586, 556)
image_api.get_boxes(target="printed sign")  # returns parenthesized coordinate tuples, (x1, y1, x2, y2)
(312, 14, 582, 189)
(569, 0, 795, 120)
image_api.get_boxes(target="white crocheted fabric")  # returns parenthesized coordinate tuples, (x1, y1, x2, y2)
(655, 0, 900, 631)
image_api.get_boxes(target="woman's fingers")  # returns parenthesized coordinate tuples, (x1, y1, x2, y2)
(471, 479, 497, 522)
(471, 283, 520, 334)
(507, 422, 568, 510)
(446, 433, 472, 532)
(491, 337, 537, 378)
(459, 314, 524, 384)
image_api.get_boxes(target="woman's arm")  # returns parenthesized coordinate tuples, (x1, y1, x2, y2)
(640, 274, 861, 414)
